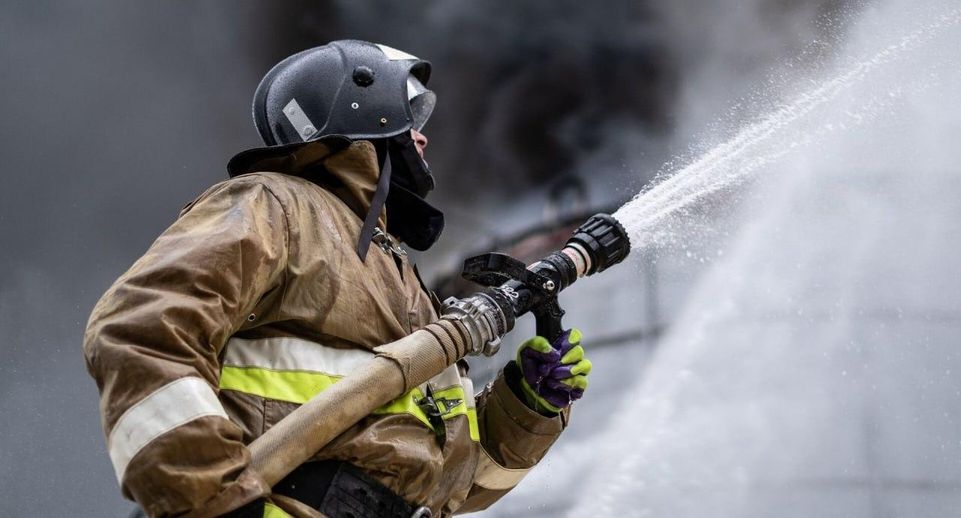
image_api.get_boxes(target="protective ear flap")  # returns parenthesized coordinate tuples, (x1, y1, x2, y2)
(389, 132, 434, 197)
(386, 184, 445, 251)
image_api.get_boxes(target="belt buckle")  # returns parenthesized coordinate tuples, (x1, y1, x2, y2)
(410, 506, 432, 518)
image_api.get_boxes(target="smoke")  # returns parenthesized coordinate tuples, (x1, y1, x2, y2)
(325, 0, 849, 272)
(328, 1, 673, 200)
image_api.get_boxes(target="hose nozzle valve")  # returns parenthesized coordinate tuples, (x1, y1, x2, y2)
(456, 212, 631, 343)
(562, 213, 631, 277)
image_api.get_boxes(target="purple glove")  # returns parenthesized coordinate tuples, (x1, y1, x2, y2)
(516, 329, 591, 413)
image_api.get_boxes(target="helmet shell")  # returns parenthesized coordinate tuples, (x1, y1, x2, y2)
(253, 40, 432, 146)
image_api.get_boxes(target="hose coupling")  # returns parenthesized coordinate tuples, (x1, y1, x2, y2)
(441, 293, 509, 356)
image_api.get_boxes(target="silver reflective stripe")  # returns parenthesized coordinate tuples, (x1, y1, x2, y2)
(108, 377, 227, 483)
(222, 337, 374, 375)
(374, 43, 418, 61)
(420, 364, 476, 407)
(224, 337, 471, 398)
(407, 76, 428, 101)
(428, 364, 462, 391)
(461, 376, 476, 409)
(282, 98, 319, 142)
(474, 447, 532, 491)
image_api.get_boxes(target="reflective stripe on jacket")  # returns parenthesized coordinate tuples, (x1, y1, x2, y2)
(219, 336, 480, 441)
(83, 140, 568, 518)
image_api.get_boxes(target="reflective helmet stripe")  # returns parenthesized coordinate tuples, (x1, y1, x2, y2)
(375, 43, 419, 61)
(281, 99, 319, 142)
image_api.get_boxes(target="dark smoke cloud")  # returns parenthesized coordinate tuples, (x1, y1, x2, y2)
(333, 0, 677, 200)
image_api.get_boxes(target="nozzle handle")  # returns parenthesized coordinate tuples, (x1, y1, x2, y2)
(532, 297, 565, 342)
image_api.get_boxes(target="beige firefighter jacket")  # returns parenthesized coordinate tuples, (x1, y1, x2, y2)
(83, 140, 570, 518)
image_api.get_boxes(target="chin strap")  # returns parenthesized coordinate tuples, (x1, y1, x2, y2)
(356, 147, 393, 261)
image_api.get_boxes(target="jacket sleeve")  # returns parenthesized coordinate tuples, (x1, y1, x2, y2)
(456, 361, 571, 513)
(83, 177, 289, 517)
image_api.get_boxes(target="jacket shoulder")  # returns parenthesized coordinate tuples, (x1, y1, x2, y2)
(233, 172, 340, 208)
(181, 172, 339, 217)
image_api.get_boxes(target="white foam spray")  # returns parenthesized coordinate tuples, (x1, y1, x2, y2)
(612, 4, 961, 252)
(566, 1, 961, 516)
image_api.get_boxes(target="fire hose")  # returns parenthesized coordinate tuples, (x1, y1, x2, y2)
(190, 213, 630, 516)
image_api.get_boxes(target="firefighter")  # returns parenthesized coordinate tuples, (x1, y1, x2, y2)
(84, 40, 592, 518)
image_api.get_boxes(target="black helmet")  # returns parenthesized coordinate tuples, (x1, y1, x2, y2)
(229, 40, 443, 259)
(252, 40, 435, 145)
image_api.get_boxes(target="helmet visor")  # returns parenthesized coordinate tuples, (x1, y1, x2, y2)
(407, 75, 436, 131)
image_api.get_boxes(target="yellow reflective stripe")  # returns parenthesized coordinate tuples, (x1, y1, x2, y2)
(263, 502, 291, 518)
(459, 376, 479, 440)
(433, 385, 480, 442)
(220, 365, 480, 442)
(435, 386, 469, 417)
(220, 366, 337, 405)
(219, 366, 434, 429)
(466, 408, 480, 442)
(370, 389, 432, 429)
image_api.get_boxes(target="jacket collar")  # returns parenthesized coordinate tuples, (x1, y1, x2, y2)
(227, 137, 387, 230)
(319, 141, 388, 231)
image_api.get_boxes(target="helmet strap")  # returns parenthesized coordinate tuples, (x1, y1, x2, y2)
(355, 144, 393, 261)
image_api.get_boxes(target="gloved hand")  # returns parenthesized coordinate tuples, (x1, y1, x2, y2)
(516, 329, 591, 414)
